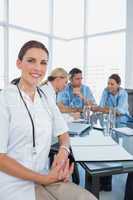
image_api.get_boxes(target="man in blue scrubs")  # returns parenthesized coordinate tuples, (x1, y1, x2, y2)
(57, 68, 96, 113)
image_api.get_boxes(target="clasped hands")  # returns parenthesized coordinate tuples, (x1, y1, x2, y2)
(47, 148, 74, 184)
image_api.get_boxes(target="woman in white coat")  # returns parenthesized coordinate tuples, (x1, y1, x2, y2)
(41, 68, 80, 184)
(0, 40, 97, 200)
(41, 67, 68, 102)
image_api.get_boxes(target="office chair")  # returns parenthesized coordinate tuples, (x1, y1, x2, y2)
(49, 143, 80, 185)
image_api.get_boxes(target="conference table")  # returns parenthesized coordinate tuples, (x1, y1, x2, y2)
(51, 113, 133, 199)
(79, 159, 133, 199)
(70, 125, 133, 199)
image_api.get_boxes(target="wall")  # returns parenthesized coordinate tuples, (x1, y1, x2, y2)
(125, 0, 133, 89)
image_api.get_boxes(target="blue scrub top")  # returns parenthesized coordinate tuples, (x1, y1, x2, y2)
(100, 87, 129, 127)
(57, 83, 96, 109)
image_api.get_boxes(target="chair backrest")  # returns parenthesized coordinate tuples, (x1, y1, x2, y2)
(126, 89, 133, 116)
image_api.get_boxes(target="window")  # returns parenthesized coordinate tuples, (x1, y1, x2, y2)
(52, 39, 83, 73)
(53, 0, 84, 38)
(9, 29, 48, 82)
(87, 0, 126, 34)
(9, 0, 49, 33)
(0, 27, 4, 88)
(86, 33, 126, 102)
(0, 0, 4, 21)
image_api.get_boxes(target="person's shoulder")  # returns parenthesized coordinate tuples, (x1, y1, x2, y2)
(119, 88, 128, 96)
(40, 83, 49, 93)
(0, 84, 17, 104)
(0, 84, 17, 96)
(101, 88, 108, 96)
(65, 83, 71, 89)
(103, 87, 108, 92)
(61, 83, 71, 93)
(81, 84, 90, 90)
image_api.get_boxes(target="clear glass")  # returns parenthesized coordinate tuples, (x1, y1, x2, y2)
(109, 108, 116, 129)
(87, 0, 126, 34)
(102, 113, 110, 136)
(83, 106, 91, 124)
(0, 0, 4, 21)
(9, 29, 48, 82)
(53, 0, 84, 38)
(9, 0, 49, 33)
(85, 32, 126, 102)
(0, 27, 4, 88)
(52, 39, 83, 72)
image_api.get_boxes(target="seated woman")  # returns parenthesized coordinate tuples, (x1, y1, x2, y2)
(0, 40, 97, 200)
(92, 74, 129, 191)
(93, 74, 129, 128)
(40, 68, 80, 184)
(41, 67, 68, 102)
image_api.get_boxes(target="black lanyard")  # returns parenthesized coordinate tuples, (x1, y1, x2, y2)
(17, 84, 42, 154)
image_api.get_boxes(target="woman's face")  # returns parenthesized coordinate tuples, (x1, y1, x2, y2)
(56, 77, 68, 91)
(107, 78, 120, 94)
(17, 47, 48, 87)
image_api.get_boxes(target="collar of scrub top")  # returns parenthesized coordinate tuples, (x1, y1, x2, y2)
(106, 87, 121, 108)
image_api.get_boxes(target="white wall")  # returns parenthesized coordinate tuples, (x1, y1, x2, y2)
(125, 0, 133, 89)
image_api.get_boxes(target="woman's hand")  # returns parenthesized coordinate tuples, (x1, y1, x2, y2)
(62, 159, 74, 182)
(54, 148, 69, 168)
(44, 155, 74, 185)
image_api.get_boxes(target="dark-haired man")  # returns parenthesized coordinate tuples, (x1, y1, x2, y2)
(57, 68, 96, 113)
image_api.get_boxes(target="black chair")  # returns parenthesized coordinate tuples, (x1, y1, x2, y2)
(49, 143, 80, 185)
(126, 89, 133, 117)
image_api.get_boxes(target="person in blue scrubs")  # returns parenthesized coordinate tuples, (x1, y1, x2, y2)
(93, 74, 129, 128)
(57, 68, 96, 113)
(92, 74, 129, 191)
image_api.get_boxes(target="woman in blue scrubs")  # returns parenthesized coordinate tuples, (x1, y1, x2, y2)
(92, 74, 129, 191)
(99, 74, 129, 127)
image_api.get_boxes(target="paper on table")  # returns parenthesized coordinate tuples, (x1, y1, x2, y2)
(113, 127, 133, 136)
(70, 130, 117, 146)
(72, 145, 133, 161)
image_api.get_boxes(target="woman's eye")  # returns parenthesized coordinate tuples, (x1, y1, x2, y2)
(27, 59, 34, 63)
(41, 61, 47, 65)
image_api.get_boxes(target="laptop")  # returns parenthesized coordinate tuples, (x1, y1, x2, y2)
(67, 122, 91, 136)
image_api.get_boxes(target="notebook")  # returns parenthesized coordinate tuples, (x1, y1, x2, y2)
(67, 122, 90, 136)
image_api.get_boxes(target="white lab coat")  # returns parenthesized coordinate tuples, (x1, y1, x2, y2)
(41, 82, 56, 102)
(0, 84, 68, 200)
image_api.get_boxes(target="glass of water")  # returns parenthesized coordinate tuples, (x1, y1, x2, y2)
(83, 105, 91, 124)
(102, 113, 110, 136)
(109, 108, 116, 129)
